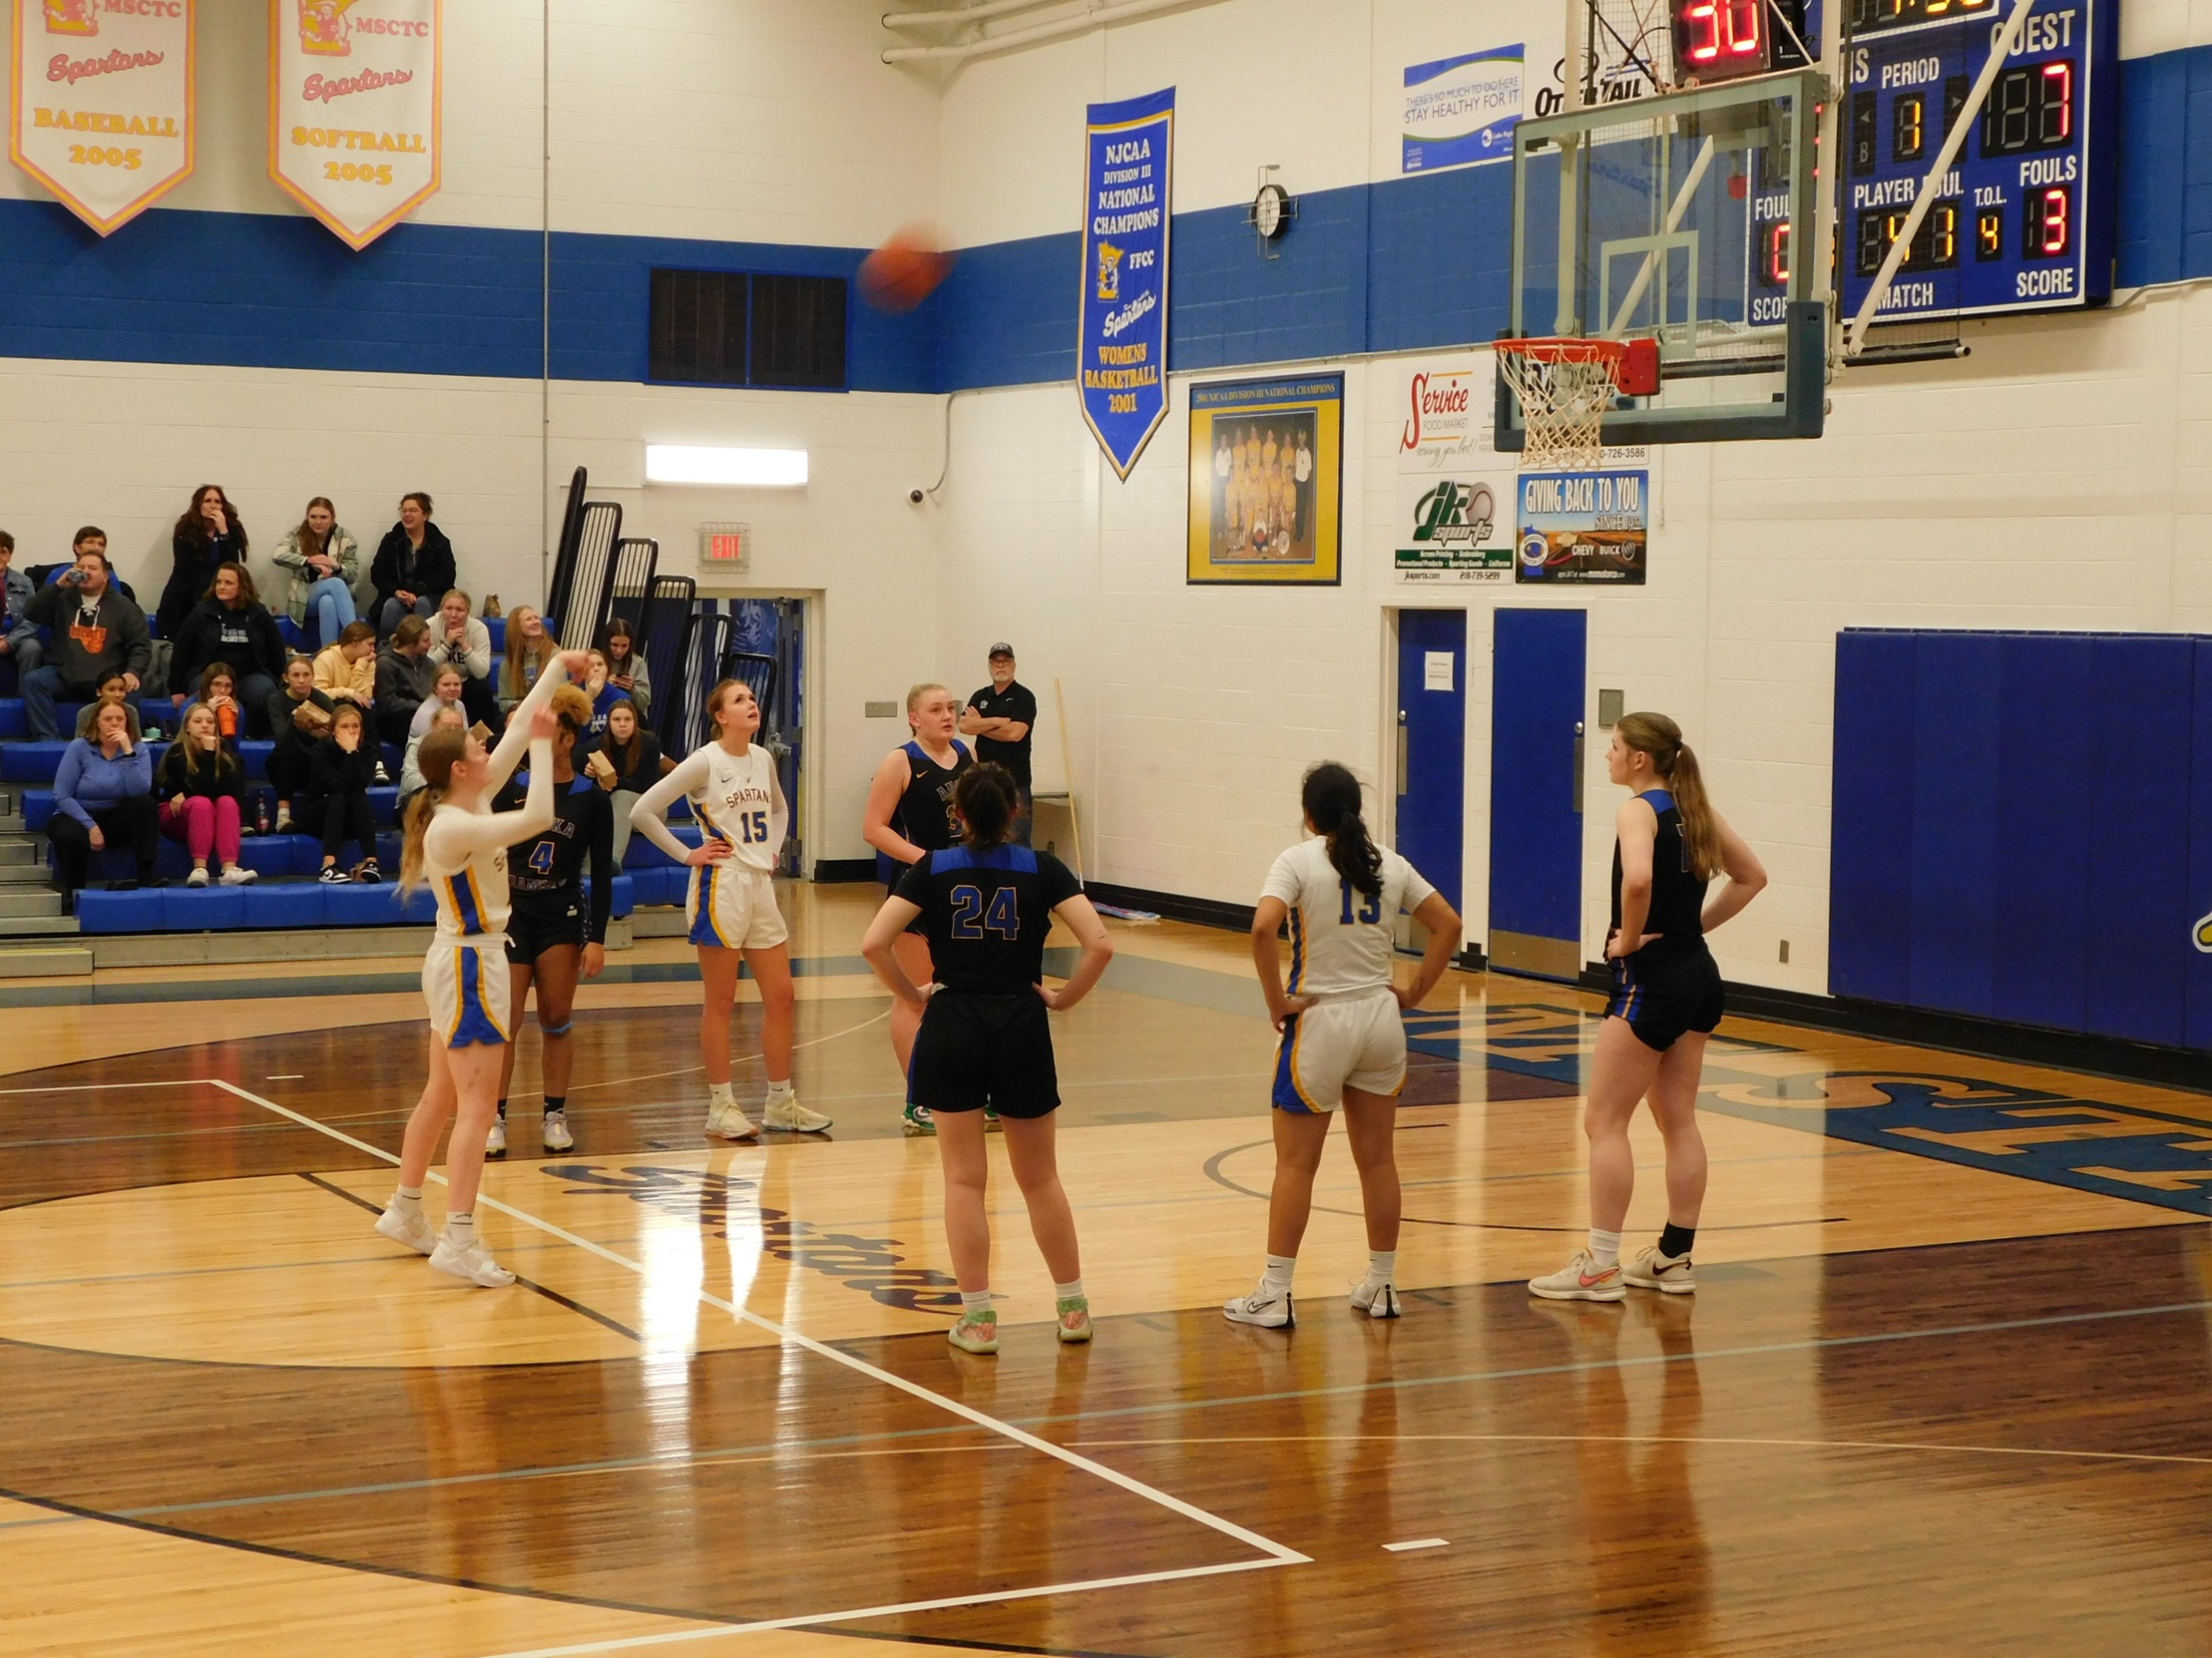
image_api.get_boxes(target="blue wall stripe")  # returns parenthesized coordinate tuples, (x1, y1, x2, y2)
(0, 42, 2207, 391)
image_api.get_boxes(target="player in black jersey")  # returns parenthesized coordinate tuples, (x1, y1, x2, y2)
(861, 681, 975, 1135)
(1531, 712, 1765, 1304)
(861, 764, 1114, 1357)
(489, 684, 615, 1156)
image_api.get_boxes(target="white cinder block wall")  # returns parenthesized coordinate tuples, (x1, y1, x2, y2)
(0, 0, 940, 866)
(931, 0, 2212, 995)
(4, 0, 2211, 980)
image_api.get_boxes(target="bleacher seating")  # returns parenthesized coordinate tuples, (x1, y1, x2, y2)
(1, 664, 697, 932)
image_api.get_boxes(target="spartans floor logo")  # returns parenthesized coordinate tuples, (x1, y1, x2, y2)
(1411, 480, 1495, 547)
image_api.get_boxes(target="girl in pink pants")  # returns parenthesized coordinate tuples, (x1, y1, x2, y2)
(155, 703, 257, 887)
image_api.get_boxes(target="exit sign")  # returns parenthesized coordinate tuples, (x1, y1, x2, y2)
(699, 522, 750, 568)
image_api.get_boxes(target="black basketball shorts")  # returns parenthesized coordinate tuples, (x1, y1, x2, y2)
(909, 990, 1060, 1118)
(1605, 944, 1724, 1052)
(506, 899, 587, 969)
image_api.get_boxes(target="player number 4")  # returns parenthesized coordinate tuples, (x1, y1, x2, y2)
(950, 884, 1021, 940)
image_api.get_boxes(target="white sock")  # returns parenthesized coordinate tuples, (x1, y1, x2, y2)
(1588, 1228, 1622, 1269)
(765, 1078, 793, 1103)
(1055, 1278, 1086, 1302)
(446, 1212, 475, 1245)
(393, 1185, 423, 1208)
(1365, 1250, 1397, 1285)
(960, 1289, 992, 1315)
(1260, 1254, 1296, 1297)
(707, 1079, 734, 1108)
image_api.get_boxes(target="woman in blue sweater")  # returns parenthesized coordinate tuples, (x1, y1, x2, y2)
(51, 700, 161, 896)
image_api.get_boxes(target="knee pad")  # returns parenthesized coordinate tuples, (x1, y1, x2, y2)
(538, 1018, 573, 1037)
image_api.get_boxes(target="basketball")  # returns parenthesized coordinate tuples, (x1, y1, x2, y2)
(858, 224, 954, 312)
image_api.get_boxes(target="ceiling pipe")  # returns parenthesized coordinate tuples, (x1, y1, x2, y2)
(884, 0, 1064, 32)
(882, 0, 1219, 63)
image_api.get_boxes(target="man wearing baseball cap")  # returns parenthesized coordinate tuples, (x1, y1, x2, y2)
(961, 642, 1037, 844)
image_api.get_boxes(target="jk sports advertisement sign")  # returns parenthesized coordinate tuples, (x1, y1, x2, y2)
(1395, 360, 1512, 584)
(270, 0, 440, 249)
(1078, 87, 1171, 480)
(10, 0, 195, 235)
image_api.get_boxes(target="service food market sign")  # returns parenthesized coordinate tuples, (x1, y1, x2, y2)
(10, 0, 196, 235)
(269, 0, 440, 249)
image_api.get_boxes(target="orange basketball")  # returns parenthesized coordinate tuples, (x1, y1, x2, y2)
(859, 224, 954, 313)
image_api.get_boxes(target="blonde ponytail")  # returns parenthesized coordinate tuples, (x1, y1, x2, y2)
(1615, 711, 1721, 881)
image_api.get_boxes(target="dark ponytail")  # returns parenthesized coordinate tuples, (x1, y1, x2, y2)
(1303, 761, 1382, 899)
(953, 762, 1019, 851)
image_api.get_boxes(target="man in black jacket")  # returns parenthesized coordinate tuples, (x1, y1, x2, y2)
(21, 546, 152, 741)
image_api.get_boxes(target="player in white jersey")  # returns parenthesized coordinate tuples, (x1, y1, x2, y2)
(371, 647, 590, 1288)
(1223, 762, 1462, 1329)
(631, 677, 830, 1140)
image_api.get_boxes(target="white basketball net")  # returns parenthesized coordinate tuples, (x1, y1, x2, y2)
(1498, 345, 1624, 472)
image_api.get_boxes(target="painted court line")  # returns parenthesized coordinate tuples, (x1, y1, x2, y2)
(1382, 1538, 1449, 1552)
(206, 1077, 1307, 1641)
(476, 1558, 1292, 1658)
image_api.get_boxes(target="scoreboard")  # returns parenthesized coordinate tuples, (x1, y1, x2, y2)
(1837, 0, 2116, 321)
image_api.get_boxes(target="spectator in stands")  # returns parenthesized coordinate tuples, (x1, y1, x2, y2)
(400, 702, 466, 809)
(271, 497, 360, 648)
(72, 667, 142, 742)
(50, 699, 160, 895)
(583, 648, 621, 740)
(313, 620, 377, 715)
(305, 701, 382, 884)
(267, 653, 332, 832)
(410, 663, 468, 739)
(194, 663, 250, 750)
(375, 615, 437, 747)
(592, 696, 672, 864)
(20, 546, 152, 742)
(500, 605, 557, 711)
(172, 564, 283, 734)
(158, 485, 247, 639)
(0, 530, 37, 685)
(369, 492, 455, 636)
(156, 701, 255, 888)
(599, 618, 653, 717)
(428, 588, 498, 726)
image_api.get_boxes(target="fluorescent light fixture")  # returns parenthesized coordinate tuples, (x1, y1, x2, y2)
(645, 444, 808, 487)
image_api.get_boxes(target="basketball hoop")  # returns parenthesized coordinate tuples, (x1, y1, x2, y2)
(1495, 336, 1659, 471)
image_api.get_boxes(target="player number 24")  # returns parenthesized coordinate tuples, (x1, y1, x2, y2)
(950, 884, 1020, 941)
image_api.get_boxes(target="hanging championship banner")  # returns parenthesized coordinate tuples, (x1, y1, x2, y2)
(269, 0, 440, 250)
(1078, 87, 1171, 480)
(9, 0, 196, 236)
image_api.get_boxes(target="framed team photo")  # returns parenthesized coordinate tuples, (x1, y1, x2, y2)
(1186, 372, 1343, 585)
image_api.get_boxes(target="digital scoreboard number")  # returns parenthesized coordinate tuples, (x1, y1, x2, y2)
(1841, 0, 2114, 322)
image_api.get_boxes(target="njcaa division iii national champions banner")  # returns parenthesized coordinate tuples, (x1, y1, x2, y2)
(1078, 87, 1171, 480)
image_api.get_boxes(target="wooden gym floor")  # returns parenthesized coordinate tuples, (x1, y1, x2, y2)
(4, 885, 2212, 1655)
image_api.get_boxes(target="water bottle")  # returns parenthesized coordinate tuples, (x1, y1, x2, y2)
(255, 792, 270, 837)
